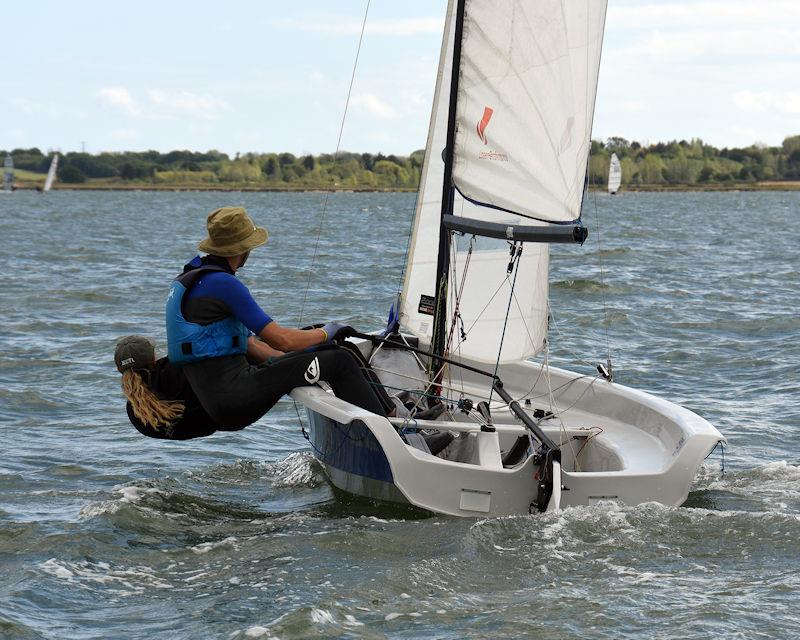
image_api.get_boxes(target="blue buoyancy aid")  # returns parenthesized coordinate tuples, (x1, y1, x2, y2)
(166, 264, 250, 365)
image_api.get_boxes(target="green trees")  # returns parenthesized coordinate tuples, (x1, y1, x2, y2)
(583, 135, 800, 187)
(9, 136, 800, 189)
(59, 165, 87, 183)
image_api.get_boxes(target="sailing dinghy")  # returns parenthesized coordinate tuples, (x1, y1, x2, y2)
(43, 153, 59, 192)
(292, 0, 723, 516)
(608, 152, 622, 194)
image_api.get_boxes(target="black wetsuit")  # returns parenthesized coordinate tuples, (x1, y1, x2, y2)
(125, 357, 243, 440)
(175, 256, 393, 429)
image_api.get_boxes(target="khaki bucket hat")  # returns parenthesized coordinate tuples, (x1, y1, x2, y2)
(197, 206, 268, 257)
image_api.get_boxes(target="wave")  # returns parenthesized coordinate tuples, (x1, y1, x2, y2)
(264, 452, 325, 488)
(551, 278, 611, 292)
(39, 557, 173, 596)
(232, 605, 370, 639)
(78, 453, 329, 533)
(588, 247, 631, 257)
(78, 479, 269, 529)
(0, 615, 44, 640)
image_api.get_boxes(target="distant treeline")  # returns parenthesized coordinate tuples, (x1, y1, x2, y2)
(2, 148, 425, 189)
(589, 135, 800, 186)
(4, 134, 800, 188)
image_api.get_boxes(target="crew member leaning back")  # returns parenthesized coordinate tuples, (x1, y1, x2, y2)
(166, 206, 396, 428)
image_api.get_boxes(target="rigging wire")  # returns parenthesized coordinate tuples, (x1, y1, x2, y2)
(298, 0, 371, 325)
(590, 168, 614, 376)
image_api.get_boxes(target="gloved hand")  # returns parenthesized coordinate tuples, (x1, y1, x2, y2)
(321, 322, 356, 343)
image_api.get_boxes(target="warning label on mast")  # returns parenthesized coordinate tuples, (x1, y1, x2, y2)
(418, 295, 435, 316)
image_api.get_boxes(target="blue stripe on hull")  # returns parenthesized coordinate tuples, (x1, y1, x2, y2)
(307, 411, 394, 483)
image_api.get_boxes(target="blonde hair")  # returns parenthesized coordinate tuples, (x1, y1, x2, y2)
(121, 370, 185, 429)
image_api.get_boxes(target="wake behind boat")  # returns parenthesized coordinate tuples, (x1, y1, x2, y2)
(292, 0, 724, 516)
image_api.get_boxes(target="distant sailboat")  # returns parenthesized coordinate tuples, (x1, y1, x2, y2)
(2, 154, 13, 193)
(43, 153, 59, 192)
(608, 152, 621, 194)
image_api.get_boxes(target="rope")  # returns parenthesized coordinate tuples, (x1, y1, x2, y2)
(488, 243, 523, 405)
(298, 0, 371, 325)
(705, 440, 726, 478)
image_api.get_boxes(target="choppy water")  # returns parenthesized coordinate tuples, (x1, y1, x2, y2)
(1, 189, 798, 639)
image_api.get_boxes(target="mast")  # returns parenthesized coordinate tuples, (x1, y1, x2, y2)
(430, 0, 466, 368)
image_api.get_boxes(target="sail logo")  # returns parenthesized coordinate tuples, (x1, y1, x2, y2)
(304, 357, 321, 384)
(476, 106, 494, 145)
(476, 106, 508, 162)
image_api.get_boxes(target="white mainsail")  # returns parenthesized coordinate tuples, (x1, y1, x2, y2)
(400, 0, 607, 364)
(43, 153, 59, 192)
(608, 152, 621, 194)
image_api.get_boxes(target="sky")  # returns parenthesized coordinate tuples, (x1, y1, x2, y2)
(3, 0, 799, 156)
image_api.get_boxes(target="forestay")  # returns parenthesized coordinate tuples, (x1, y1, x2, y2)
(400, 0, 607, 364)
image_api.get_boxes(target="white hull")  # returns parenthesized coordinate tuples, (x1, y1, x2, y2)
(292, 345, 723, 517)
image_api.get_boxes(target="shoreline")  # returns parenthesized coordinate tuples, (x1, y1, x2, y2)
(8, 180, 800, 193)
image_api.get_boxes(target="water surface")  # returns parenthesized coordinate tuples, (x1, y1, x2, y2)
(1, 190, 798, 639)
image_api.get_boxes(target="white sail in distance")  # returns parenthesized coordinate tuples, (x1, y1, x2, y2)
(400, 0, 607, 364)
(608, 152, 621, 194)
(43, 154, 59, 192)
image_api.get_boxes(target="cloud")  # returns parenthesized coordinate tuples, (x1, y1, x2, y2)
(620, 100, 645, 113)
(146, 90, 230, 120)
(730, 125, 761, 141)
(350, 93, 400, 119)
(97, 87, 139, 115)
(609, 1, 800, 30)
(271, 17, 444, 37)
(733, 91, 800, 115)
(96, 87, 230, 120)
(108, 128, 139, 141)
(606, 2, 800, 61)
(611, 28, 800, 62)
(7, 97, 62, 118)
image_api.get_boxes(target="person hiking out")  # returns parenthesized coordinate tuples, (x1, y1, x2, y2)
(115, 335, 235, 440)
(165, 206, 429, 429)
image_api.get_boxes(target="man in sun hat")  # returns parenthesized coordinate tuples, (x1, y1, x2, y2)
(164, 206, 400, 429)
